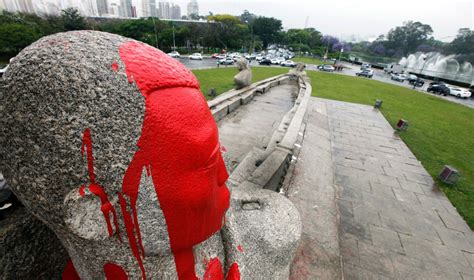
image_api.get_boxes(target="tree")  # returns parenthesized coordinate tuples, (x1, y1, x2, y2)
(447, 28, 474, 55)
(386, 21, 433, 57)
(0, 23, 39, 52)
(250, 16, 282, 48)
(62, 8, 87, 31)
(207, 14, 249, 49)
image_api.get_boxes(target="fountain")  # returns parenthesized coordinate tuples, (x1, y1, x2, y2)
(399, 52, 474, 85)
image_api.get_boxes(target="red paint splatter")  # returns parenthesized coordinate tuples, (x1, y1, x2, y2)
(221, 146, 227, 153)
(62, 260, 80, 280)
(79, 128, 121, 241)
(237, 245, 243, 253)
(204, 258, 224, 280)
(118, 41, 232, 280)
(104, 263, 128, 280)
(226, 263, 241, 280)
(111, 61, 119, 71)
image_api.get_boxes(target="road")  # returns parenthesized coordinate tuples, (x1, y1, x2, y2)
(175, 56, 474, 109)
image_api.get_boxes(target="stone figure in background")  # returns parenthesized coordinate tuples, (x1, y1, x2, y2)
(289, 62, 306, 77)
(1, 31, 300, 279)
(234, 58, 252, 89)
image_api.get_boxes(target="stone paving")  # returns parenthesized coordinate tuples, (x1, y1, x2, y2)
(217, 83, 296, 168)
(315, 98, 474, 279)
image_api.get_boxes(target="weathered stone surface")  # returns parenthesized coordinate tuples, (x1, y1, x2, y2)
(222, 181, 302, 280)
(0, 205, 68, 279)
(1, 30, 302, 279)
(234, 58, 252, 89)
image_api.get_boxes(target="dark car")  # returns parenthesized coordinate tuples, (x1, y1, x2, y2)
(427, 84, 449, 95)
(259, 58, 272, 65)
(408, 78, 425, 87)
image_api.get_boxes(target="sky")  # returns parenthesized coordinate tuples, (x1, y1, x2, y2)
(171, 0, 474, 42)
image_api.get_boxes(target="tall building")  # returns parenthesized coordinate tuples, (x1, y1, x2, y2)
(149, 0, 156, 17)
(110, 2, 119, 16)
(187, 0, 198, 17)
(120, 0, 132, 17)
(170, 4, 180, 19)
(142, 0, 150, 17)
(17, 0, 35, 13)
(157, 1, 170, 19)
(84, 0, 98, 16)
(96, 0, 108, 16)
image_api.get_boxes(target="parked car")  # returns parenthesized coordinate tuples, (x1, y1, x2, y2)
(356, 69, 374, 78)
(448, 87, 472, 99)
(189, 53, 203, 60)
(218, 57, 234, 65)
(259, 58, 272, 65)
(280, 60, 296, 67)
(167, 51, 180, 58)
(360, 63, 371, 70)
(427, 83, 450, 95)
(391, 73, 406, 82)
(319, 65, 335, 72)
(270, 58, 280, 65)
(211, 53, 220, 58)
(0, 64, 8, 77)
(216, 54, 227, 60)
(256, 55, 264, 61)
(408, 78, 425, 87)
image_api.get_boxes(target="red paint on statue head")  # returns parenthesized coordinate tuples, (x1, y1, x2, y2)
(79, 128, 121, 240)
(104, 263, 128, 279)
(118, 41, 232, 280)
(111, 61, 119, 71)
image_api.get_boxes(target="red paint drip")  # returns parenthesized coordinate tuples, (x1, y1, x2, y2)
(236, 245, 243, 253)
(225, 263, 240, 280)
(111, 61, 119, 71)
(203, 258, 224, 280)
(118, 41, 231, 280)
(104, 263, 128, 280)
(62, 260, 80, 280)
(79, 128, 121, 241)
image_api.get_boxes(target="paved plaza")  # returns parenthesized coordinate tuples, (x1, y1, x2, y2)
(289, 97, 474, 279)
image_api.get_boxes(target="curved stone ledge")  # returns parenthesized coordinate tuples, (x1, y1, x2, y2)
(211, 72, 312, 192)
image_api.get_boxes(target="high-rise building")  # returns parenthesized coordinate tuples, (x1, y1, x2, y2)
(142, 0, 150, 17)
(170, 4, 180, 19)
(96, 0, 108, 16)
(110, 2, 119, 16)
(157, 1, 170, 19)
(84, 0, 98, 16)
(187, 0, 198, 17)
(17, 0, 35, 13)
(120, 0, 132, 17)
(149, 0, 156, 17)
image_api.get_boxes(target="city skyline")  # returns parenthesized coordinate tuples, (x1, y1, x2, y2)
(0, 0, 189, 20)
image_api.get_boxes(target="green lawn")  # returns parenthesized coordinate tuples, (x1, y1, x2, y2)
(293, 56, 330, 66)
(193, 67, 474, 228)
(307, 71, 474, 228)
(192, 67, 289, 99)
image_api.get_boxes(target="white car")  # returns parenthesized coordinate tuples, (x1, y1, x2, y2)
(280, 60, 296, 67)
(189, 53, 203, 60)
(256, 55, 264, 61)
(216, 54, 226, 60)
(167, 51, 180, 58)
(319, 65, 335, 72)
(270, 58, 280, 65)
(448, 87, 472, 99)
(391, 73, 406, 82)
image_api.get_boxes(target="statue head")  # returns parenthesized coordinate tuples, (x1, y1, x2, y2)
(235, 58, 249, 71)
(1, 31, 231, 279)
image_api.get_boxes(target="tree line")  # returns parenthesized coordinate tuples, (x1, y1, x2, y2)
(0, 8, 473, 64)
(0, 8, 350, 61)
